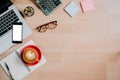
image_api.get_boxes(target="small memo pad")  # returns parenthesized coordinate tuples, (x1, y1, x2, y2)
(80, 0, 94, 12)
(64, 1, 80, 17)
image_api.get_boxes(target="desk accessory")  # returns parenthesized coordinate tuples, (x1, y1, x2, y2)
(36, 0, 62, 15)
(12, 22, 23, 43)
(4, 62, 14, 80)
(36, 21, 57, 33)
(0, 40, 47, 80)
(24, 6, 34, 17)
(80, 0, 94, 13)
(21, 45, 41, 66)
(64, 1, 80, 17)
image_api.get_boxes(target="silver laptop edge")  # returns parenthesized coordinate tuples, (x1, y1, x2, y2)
(0, 5, 32, 54)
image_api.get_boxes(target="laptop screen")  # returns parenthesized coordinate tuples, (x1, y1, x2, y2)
(0, 0, 12, 11)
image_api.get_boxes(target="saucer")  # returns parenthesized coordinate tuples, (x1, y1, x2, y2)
(21, 45, 41, 66)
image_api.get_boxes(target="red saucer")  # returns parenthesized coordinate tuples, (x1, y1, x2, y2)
(21, 45, 41, 66)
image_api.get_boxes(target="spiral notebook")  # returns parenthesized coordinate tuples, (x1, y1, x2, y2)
(0, 40, 47, 80)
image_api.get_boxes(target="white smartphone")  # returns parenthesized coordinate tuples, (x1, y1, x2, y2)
(12, 22, 23, 43)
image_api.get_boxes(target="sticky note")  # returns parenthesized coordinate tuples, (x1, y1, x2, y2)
(80, 0, 94, 12)
(64, 1, 80, 17)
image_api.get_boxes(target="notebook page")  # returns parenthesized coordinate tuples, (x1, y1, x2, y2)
(0, 52, 29, 80)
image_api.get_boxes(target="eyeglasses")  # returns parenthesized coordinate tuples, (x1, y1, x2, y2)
(36, 21, 57, 33)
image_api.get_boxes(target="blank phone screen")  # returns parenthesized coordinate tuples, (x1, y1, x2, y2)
(13, 24, 22, 42)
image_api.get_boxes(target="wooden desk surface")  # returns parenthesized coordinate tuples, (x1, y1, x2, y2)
(0, 0, 120, 80)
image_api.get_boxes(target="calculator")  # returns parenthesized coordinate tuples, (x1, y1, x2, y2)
(36, 0, 62, 15)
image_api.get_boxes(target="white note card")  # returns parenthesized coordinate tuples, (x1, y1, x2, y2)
(64, 1, 80, 17)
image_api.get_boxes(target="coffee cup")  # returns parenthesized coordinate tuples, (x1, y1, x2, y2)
(21, 45, 41, 66)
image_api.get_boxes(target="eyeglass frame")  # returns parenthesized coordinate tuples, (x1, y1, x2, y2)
(36, 21, 57, 33)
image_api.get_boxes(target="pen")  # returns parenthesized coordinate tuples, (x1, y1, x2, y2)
(4, 62, 14, 80)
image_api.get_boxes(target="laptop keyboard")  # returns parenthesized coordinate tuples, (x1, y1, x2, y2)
(37, 0, 62, 15)
(0, 10, 19, 36)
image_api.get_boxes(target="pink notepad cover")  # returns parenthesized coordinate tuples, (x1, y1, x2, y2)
(80, 0, 94, 12)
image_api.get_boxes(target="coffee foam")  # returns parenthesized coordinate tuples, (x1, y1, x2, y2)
(23, 49, 38, 63)
(26, 50, 36, 60)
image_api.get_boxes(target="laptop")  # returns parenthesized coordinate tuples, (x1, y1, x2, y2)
(0, 0, 32, 54)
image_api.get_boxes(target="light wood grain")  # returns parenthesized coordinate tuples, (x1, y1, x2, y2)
(0, 0, 120, 80)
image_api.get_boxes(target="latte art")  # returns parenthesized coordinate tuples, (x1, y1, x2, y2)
(23, 49, 38, 63)
(26, 50, 36, 60)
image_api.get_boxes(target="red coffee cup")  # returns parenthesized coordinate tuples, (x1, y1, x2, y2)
(21, 45, 41, 66)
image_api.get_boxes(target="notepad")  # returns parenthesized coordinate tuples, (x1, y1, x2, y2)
(64, 1, 80, 17)
(0, 40, 47, 80)
(80, 0, 94, 12)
